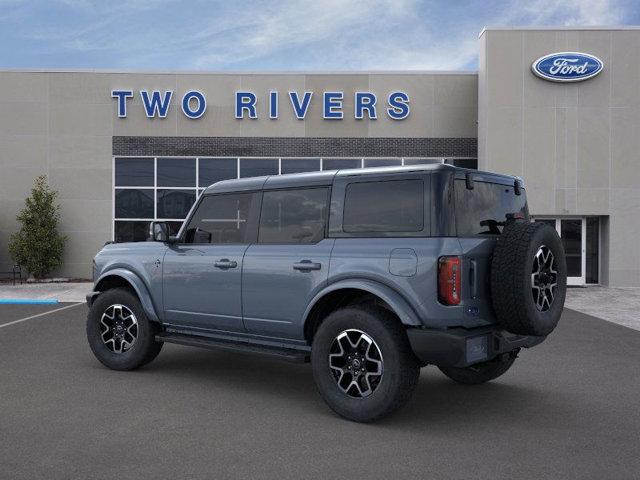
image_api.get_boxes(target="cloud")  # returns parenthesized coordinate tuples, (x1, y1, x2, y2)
(2, 0, 634, 70)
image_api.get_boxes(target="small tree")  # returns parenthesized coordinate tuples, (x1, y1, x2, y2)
(9, 176, 67, 278)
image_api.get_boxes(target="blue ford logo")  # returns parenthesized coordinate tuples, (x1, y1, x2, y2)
(532, 52, 603, 82)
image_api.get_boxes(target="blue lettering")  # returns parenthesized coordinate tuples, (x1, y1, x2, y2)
(181, 90, 206, 119)
(355, 92, 377, 120)
(387, 91, 410, 120)
(289, 91, 313, 119)
(140, 90, 173, 118)
(235, 91, 257, 119)
(111, 90, 133, 118)
(269, 91, 278, 119)
(323, 92, 343, 119)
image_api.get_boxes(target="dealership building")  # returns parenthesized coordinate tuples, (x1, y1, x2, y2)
(0, 26, 639, 286)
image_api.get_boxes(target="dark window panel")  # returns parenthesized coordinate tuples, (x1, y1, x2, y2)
(586, 217, 599, 284)
(157, 189, 196, 219)
(114, 221, 150, 243)
(454, 180, 528, 236)
(343, 180, 424, 233)
(240, 158, 279, 178)
(404, 158, 442, 166)
(199, 158, 237, 187)
(446, 158, 478, 169)
(322, 158, 361, 170)
(259, 188, 329, 244)
(115, 189, 154, 219)
(115, 158, 154, 186)
(281, 158, 321, 174)
(363, 158, 402, 168)
(184, 193, 254, 244)
(561, 219, 582, 278)
(157, 158, 196, 187)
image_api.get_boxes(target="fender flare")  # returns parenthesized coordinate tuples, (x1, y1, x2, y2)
(303, 278, 423, 329)
(93, 268, 160, 323)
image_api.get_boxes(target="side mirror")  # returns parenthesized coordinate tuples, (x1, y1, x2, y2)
(149, 221, 169, 242)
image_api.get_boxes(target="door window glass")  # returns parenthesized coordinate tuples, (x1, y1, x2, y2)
(184, 193, 254, 244)
(343, 180, 424, 233)
(259, 188, 329, 244)
(561, 219, 582, 278)
(586, 217, 599, 284)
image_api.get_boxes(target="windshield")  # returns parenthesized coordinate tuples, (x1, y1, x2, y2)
(454, 179, 528, 236)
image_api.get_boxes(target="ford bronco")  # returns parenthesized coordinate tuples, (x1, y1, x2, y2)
(86, 164, 566, 422)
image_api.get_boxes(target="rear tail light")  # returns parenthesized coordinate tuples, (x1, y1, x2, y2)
(438, 256, 461, 305)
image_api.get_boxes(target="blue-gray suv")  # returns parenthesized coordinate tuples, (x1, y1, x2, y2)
(86, 164, 567, 422)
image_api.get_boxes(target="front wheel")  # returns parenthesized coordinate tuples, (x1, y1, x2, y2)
(438, 354, 516, 385)
(311, 306, 419, 422)
(86, 288, 163, 371)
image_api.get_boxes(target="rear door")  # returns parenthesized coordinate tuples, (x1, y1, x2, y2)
(242, 187, 333, 339)
(162, 192, 259, 332)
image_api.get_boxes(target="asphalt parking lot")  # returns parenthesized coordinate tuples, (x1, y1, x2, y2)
(1, 304, 639, 480)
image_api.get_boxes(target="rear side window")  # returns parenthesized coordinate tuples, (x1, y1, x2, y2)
(343, 180, 424, 233)
(259, 188, 329, 244)
(455, 180, 528, 236)
(183, 193, 254, 244)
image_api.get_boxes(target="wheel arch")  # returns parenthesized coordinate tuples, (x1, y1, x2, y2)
(303, 279, 422, 343)
(93, 269, 160, 323)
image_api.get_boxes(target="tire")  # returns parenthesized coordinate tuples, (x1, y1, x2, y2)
(439, 355, 516, 385)
(86, 288, 163, 371)
(491, 221, 567, 336)
(311, 306, 419, 422)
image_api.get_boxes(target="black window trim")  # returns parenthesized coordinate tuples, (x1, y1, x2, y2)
(256, 186, 332, 245)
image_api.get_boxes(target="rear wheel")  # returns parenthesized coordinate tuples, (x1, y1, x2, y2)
(439, 354, 516, 385)
(86, 288, 163, 371)
(311, 306, 419, 422)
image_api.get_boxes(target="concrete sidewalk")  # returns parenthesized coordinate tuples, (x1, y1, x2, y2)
(564, 286, 640, 331)
(0, 282, 90, 303)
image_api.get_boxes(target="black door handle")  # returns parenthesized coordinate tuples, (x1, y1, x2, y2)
(214, 259, 238, 269)
(293, 260, 321, 271)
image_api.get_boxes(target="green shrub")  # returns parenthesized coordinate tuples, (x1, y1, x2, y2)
(9, 175, 67, 279)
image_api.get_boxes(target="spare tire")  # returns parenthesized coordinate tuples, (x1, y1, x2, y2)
(491, 221, 567, 336)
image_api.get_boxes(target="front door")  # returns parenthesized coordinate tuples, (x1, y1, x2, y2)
(534, 218, 587, 286)
(162, 192, 258, 332)
(242, 187, 332, 339)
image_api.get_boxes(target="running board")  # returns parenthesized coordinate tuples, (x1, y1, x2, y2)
(156, 332, 310, 363)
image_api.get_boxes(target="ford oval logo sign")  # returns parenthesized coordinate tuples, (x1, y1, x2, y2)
(532, 52, 604, 82)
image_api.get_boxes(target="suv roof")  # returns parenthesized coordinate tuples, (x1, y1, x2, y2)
(203, 164, 520, 195)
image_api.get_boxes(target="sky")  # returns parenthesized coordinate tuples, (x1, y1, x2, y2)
(0, 0, 638, 71)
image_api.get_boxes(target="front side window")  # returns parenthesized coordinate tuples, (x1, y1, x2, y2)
(259, 188, 329, 244)
(454, 180, 528, 236)
(343, 179, 424, 233)
(183, 193, 254, 244)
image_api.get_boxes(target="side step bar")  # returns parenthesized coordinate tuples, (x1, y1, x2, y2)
(156, 332, 310, 363)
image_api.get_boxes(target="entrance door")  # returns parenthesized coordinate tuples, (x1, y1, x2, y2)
(534, 218, 586, 285)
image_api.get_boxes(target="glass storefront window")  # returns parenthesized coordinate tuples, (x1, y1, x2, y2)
(363, 158, 402, 168)
(113, 156, 477, 242)
(323, 158, 361, 170)
(199, 158, 237, 187)
(281, 158, 321, 174)
(115, 158, 154, 186)
(157, 189, 196, 219)
(157, 158, 196, 187)
(240, 158, 278, 178)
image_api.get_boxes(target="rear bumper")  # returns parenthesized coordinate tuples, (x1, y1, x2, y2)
(406, 325, 546, 368)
